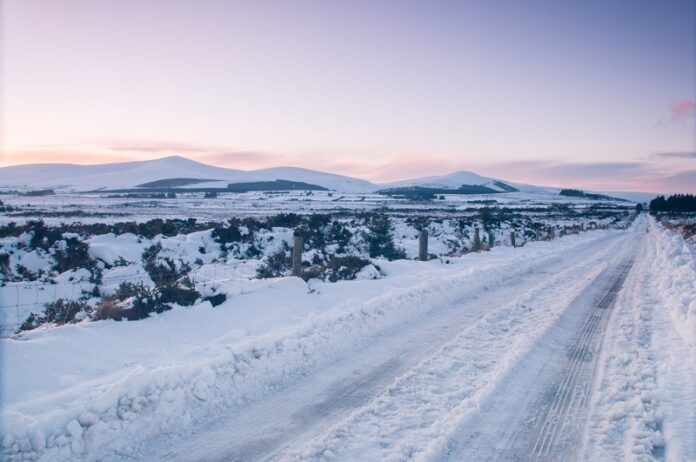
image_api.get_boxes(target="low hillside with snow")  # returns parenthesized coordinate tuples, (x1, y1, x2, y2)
(381, 170, 549, 194)
(0, 156, 377, 194)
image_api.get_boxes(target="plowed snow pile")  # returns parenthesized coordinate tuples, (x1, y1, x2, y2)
(584, 218, 696, 461)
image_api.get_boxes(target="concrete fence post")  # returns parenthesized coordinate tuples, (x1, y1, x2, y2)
(418, 230, 428, 261)
(292, 233, 303, 277)
(510, 231, 516, 248)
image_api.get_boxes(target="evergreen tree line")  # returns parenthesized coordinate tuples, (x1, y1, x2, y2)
(649, 194, 696, 212)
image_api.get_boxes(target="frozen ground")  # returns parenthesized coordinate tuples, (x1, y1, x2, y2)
(1, 214, 694, 461)
(0, 189, 630, 225)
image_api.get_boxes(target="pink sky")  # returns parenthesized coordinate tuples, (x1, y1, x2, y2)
(1, 0, 694, 193)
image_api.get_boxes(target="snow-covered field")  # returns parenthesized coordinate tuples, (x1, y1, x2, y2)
(2, 212, 694, 461)
(0, 193, 633, 336)
(0, 188, 631, 225)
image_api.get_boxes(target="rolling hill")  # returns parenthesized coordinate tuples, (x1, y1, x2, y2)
(0, 155, 644, 201)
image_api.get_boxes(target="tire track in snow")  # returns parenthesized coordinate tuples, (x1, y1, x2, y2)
(279, 232, 635, 462)
(98, 230, 631, 462)
(531, 257, 635, 460)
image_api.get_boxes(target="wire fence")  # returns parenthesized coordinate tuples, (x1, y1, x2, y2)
(0, 218, 629, 333)
(0, 265, 253, 320)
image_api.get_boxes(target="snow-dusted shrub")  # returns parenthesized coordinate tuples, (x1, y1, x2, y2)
(211, 222, 242, 246)
(0, 221, 22, 238)
(203, 292, 227, 307)
(28, 220, 62, 250)
(325, 256, 371, 282)
(266, 212, 302, 229)
(365, 214, 407, 260)
(53, 237, 93, 274)
(158, 276, 200, 307)
(42, 299, 91, 325)
(15, 264, 40, 281)
(301, 214, 332, 249)
(128, 284, 163, 320)
(328, 220, 353, 253)
(16, 313, 41, 332)
(142, 244, 190, 286)
(256, 250, 291, 279)
(93, 297, 126, 321)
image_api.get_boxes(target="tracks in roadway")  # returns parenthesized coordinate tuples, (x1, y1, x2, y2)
(131, 231, 639, 462)
(530, 257, 635, 461)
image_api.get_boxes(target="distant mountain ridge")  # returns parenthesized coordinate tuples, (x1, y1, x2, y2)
(0, 155, 644, 201)
(0, 156, 375, 193)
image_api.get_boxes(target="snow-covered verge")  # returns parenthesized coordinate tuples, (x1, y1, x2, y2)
(583, 216, 696, 461)
(1, 210, 632, 336)
(0, 230, 622, 461)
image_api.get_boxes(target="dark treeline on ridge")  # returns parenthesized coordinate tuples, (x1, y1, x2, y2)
(649, 194, 696, 212)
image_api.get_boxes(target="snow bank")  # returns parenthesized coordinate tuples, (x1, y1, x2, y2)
(86, 234, 147, 266)
(1, 230, 623, 461)
(584, 217, 696, 462)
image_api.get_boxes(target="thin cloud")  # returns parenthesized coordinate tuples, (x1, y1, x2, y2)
(659, 170, 696, 190)
(652, 151, 696, 160)
(469, 160, 687, 193)
(539, 161, 644, 173)
(1, 149, 133, 166)
(670, 99, 695, 120)
(107, 142, 211, 153)
(655, 98, 696, 127)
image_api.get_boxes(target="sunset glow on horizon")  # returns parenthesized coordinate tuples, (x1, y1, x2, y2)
(1, 0, 694, 193)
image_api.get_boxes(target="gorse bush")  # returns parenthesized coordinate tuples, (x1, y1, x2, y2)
(328, 220, 353, 253)
(17, 313, 41, 332)
(15, 264, 40, 281)
(42, 299, 91, 325)
(365, 214, 406, 260)
(93, 297, 125, 321)
(256, 250, 291, 279)
(266, 213, 303, 229)
(29, 220, 63, 250)
(325, 256, 370, 282)
(53, 238, 93, 273)
(159, 276, 200, 306)
(128, 284, 162, 320)
(211, 222, 242, 246)
(203, 292, 227, 307)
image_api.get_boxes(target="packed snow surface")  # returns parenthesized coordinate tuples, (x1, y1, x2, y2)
(2, 215, 693, 461)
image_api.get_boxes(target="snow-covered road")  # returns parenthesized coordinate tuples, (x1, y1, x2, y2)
(134, 219, 648, 461)
(4, 214, 694, 462)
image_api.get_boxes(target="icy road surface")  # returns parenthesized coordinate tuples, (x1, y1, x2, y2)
(5, 214, 694, 462)
(121, 216, 688, 462)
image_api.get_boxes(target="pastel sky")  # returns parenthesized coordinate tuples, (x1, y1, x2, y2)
(1, 0, 694, 192)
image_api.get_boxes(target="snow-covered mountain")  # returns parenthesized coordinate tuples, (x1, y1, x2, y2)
(0, 156, 638, 199)
(380, 170, 549, 194)
(0, 156, 377, 193)
(382, 171, 502, 190)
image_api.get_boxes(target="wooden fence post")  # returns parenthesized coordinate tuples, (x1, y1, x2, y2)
(473, 227, 481, 252)
(418, 230, 428, 261)
(488, 229, 495, 249)
(510, 231, 516, 248)
(292, 232, 303, 277)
